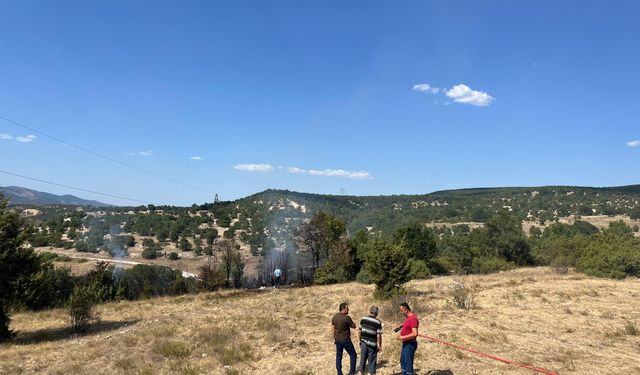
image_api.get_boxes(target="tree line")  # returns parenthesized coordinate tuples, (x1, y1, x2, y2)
(298, 210, 640, 299)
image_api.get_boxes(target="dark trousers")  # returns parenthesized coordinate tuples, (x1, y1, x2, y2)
(358, 341, 378, 374)
(335, 340, 357, 375)
(400, 340, 417, 375)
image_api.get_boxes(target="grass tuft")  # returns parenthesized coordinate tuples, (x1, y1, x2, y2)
(154, 340, 191, 358)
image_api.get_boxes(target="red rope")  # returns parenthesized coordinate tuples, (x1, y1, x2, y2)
(418, 334, 559, 375)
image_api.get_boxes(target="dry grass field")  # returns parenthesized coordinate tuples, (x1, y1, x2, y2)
(2, 267, 639, 375)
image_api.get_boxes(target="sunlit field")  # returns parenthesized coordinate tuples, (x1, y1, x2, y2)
(2, 267, 639, 375)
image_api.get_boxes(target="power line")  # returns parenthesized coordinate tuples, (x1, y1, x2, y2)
(0, 170, 150, 205)
(0, 115, 214, 195)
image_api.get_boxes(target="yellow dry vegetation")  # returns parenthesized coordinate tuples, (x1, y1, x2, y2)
(1, 268, 639, 375)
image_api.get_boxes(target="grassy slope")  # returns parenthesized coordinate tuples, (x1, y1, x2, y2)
(1, 268, 639, 375)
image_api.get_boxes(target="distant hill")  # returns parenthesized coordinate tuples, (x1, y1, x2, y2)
(0, 186, 111, 207)
(207, 185, 640, 236)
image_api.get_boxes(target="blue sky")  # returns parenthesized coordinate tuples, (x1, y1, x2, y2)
(1, 1, 639, 206)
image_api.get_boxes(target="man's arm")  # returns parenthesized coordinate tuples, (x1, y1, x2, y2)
(398, 317, 419, 341)
(349, 316, 356, 329)
(398, 327, 418, 341)
(377, 333, 382, 351)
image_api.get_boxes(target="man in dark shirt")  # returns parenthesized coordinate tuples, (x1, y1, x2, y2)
(357, 305, 383, 375)
(332, 302, 357, 375)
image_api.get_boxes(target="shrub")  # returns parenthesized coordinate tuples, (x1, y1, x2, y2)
(470, 256, 515, 274)
(198, 259, 226, 291)
(624, 320, 639, 336)
(68, 286, 100, 333)
(449, 287, 478, 310)
(204, 245, 213, 256)
(363, 239, 411, 299)
(409, 259, 431, 279)
(168, 252, 179, 260)
(551, 256, 572, 274)
(633, 225, 639, 233)
(223, 228, 235, 239)
(18, 267, 75, 310)
(577, 222, 640, 279)
(179, 238, 192, 251)
(314, 262, 349, 285)
(114, 264, 196, 300)
(429, 256, 453, 274)
(141, 247, 157, 259)
(532, 235, 588, 268)
(356, 268, 375, 284)
(154, 340, 191, 358)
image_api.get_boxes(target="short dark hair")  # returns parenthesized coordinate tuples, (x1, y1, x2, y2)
(339, 302, 349, 312)
(400, 302, 411, 311)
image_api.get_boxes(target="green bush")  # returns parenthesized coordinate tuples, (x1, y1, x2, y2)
(223, 228, 235, 239)
(576, 222, 640, 279)
(532, 235, 589, 267)
(204, 245, 213, 256)
(198, 259, 226, 291)
(409, 259, 431, 279)
(141, 247, 157, 259)
(179, 238, 192, 251)
(314, 262, 349, 285)
(67, 286, 100, 333)
(363, 239, 411, 299)
(115, 264, 196, 299)
(18, 267, 75, 310)
(470, 256, 515, 274)
(168, 252, 179, 260)
(429, 256, 453, 274)
(356, 268, 375, 284)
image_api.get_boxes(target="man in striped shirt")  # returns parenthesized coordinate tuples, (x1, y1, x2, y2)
(357, 306, 383, 375)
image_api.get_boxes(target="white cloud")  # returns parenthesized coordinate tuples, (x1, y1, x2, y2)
(0, 133, 12, 140)
(15, 134, 36, 143)
(189, 156, 204, 161)
(287, 167, 306, 174)
(413, 83, 440, 94)
(287, 167, 372, 180)
(445, 84, 494, 106)
(233, 163, 273, 172)
(627, 140, 640, 147)
(138, 150, 153, 156)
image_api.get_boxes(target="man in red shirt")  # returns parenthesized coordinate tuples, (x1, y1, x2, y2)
(396, 302, 418, 375)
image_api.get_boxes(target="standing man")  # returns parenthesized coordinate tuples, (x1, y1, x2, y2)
(357, 306, 383, 375)
(332, 302, 357, 375)
(274, 267, 282, 288)
(396, 302, 419, 375)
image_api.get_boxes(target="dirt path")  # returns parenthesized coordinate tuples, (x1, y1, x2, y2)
(37, 248, 198, 278)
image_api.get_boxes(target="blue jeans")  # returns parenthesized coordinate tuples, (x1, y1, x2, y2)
(358, 341, 378, 374)
(335, 340, 357, 375)
(400, 340, 417, 375)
